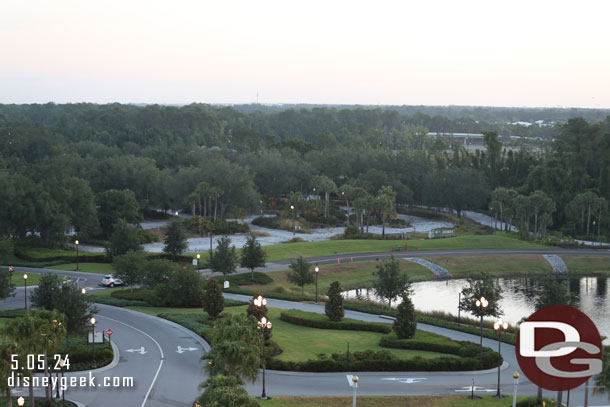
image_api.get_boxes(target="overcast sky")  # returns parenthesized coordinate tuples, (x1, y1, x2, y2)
(1, 0, 609, 108)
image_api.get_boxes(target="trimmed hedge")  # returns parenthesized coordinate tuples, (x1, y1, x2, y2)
(280, 310, 391, 334)
(224, 286, 316, 302)
(214, 272, 274, 286)
(342, 302, 516, 345)
(111, 288, 156, 303)
(91, 295, 149, 307)
(14, 248, 110, 263)
(267, 352, 499, 372)
(0, 309, 28, 318)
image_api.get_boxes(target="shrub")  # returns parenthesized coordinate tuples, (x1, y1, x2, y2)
(280, 310, 391, 334)
(154, 269, 204, 307)
(213, 272, 273, 286)
(202, 279, 224, 320)
(325, 281, 344, 322)
(136, 228, 160, 243)
(91, 295, 149, 307)
(393, 294, 416, 339)
(110, 288, 155, 303)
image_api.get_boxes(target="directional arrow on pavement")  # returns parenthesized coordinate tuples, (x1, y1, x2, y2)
(125, 347, 147, 355)
(381, 377, 427, 384)
(455, 386, 495, 393)
(177, 346, 198, 354)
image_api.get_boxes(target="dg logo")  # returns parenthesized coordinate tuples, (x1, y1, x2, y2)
(516, 305, 602, 391)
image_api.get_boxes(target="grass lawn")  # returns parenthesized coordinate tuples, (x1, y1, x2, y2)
(185, 234, 549, 263)
(223, 306, 455, 362)
(421, 254, 553, 278)
(46, 262, 115, 274)
(259, 395, 535, 407)
(11, 271, 42, 287)
(261, 234, 550, 262)
(240, 259, 434, 298)
(561, 255, 610, 275)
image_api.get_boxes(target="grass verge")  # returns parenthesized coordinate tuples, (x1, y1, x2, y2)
(259, 395, 542, 407)
(421, 255, 553, 278)
(45, 263, 115, 274)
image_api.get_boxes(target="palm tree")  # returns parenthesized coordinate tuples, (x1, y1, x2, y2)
(0, 342, 19, 407)
(311, 175, 337, 218)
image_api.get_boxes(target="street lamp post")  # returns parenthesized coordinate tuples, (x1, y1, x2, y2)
(196, 253, 200, 268)
(90, 317, 97, 368)
(290, 205, 295, 236)
(494, 318, 508, 398)
(75, 240, 80, 271)
(593, 220, 596, 246)
(512, 372, 520, 407)
(60, 359, 66, 407)
(352, 375, 359, 407)
(23, 274, 28, 310)
(315, 265, 319, 304)
(258, 316, 272, 400)
(475, 296, 488, 364)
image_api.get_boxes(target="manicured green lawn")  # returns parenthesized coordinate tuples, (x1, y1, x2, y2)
(422, 254, 553, 278)
(223, 306, 455, 362)
(46, 262, 115, 274)
(261, 234, 550, 262)
(260, 395, 536, 407)
(241, 259, 434, 298)
(185, 234, 549, 263)
(561, 255, 610, 274)
(11, 271, 42, 287)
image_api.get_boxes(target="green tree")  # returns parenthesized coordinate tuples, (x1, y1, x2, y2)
(0, 237, 14, 264)
(375, 190, 395, 239)
(459, 272, 503, 318)
(143, 259, 179, 289)
(0, 342, 19, 406)
(0, 267, 15, 301)
(288, 256, 314, 297)
(325, 281, 344, 322)
(163, 219, 188, 258)
(393, 292, 417, 339)
(54, 282, 96, 333)
(203, 279, 224, 320)
(240, 235, 267, 282)
(96, 188, 142, 239)
(197, 375, 260, 407)
(30, 273, 63, 310)
(529, 190, 556, 239)
(113, 250, 148, 290)
(109, 219, 141, 258)
(209, 236, 237, 280)
(373, 256, 410, 309)
(483, 131, 503, 189)
(32, 275, 96, 333)
(155, 268, 204, 307)
(311, 175, 337, 218)
(205, 313, 261, 382)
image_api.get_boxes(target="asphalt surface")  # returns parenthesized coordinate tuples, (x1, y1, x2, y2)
(2, 268, 209, 407)
(3, 247, 610, 406)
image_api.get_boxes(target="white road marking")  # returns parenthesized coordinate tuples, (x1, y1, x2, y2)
(97, 315, 164, 407)
(381, 377, 427, 384)
(176, 346, 197, 354)
(125, 347, 147, 355)
(455, 385, 496, 392)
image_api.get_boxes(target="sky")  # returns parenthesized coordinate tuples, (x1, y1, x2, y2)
(1, 0, 610, 108)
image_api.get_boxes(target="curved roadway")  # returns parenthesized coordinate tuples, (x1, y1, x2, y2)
(3, 246, 610, 406)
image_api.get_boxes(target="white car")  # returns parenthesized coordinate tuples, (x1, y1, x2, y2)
(101, 275, 123, 288)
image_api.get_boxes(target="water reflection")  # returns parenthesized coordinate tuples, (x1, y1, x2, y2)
(343, 276, 610, 340)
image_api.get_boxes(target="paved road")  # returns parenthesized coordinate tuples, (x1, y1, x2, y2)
(1, 268, 209, 407)
(5, 251, 610, 405)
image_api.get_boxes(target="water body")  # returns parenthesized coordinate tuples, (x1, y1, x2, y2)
(344, 276, 610, 340)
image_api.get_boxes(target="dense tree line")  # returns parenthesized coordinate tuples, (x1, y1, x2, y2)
(0, 104, 609, 247)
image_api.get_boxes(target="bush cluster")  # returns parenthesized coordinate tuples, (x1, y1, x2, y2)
(280, 310, 391, 333)
(14, 248, 110, 263)
(110, 287, 156, 303)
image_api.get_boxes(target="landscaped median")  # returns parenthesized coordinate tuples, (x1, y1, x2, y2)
(267, 309, 501, 372)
